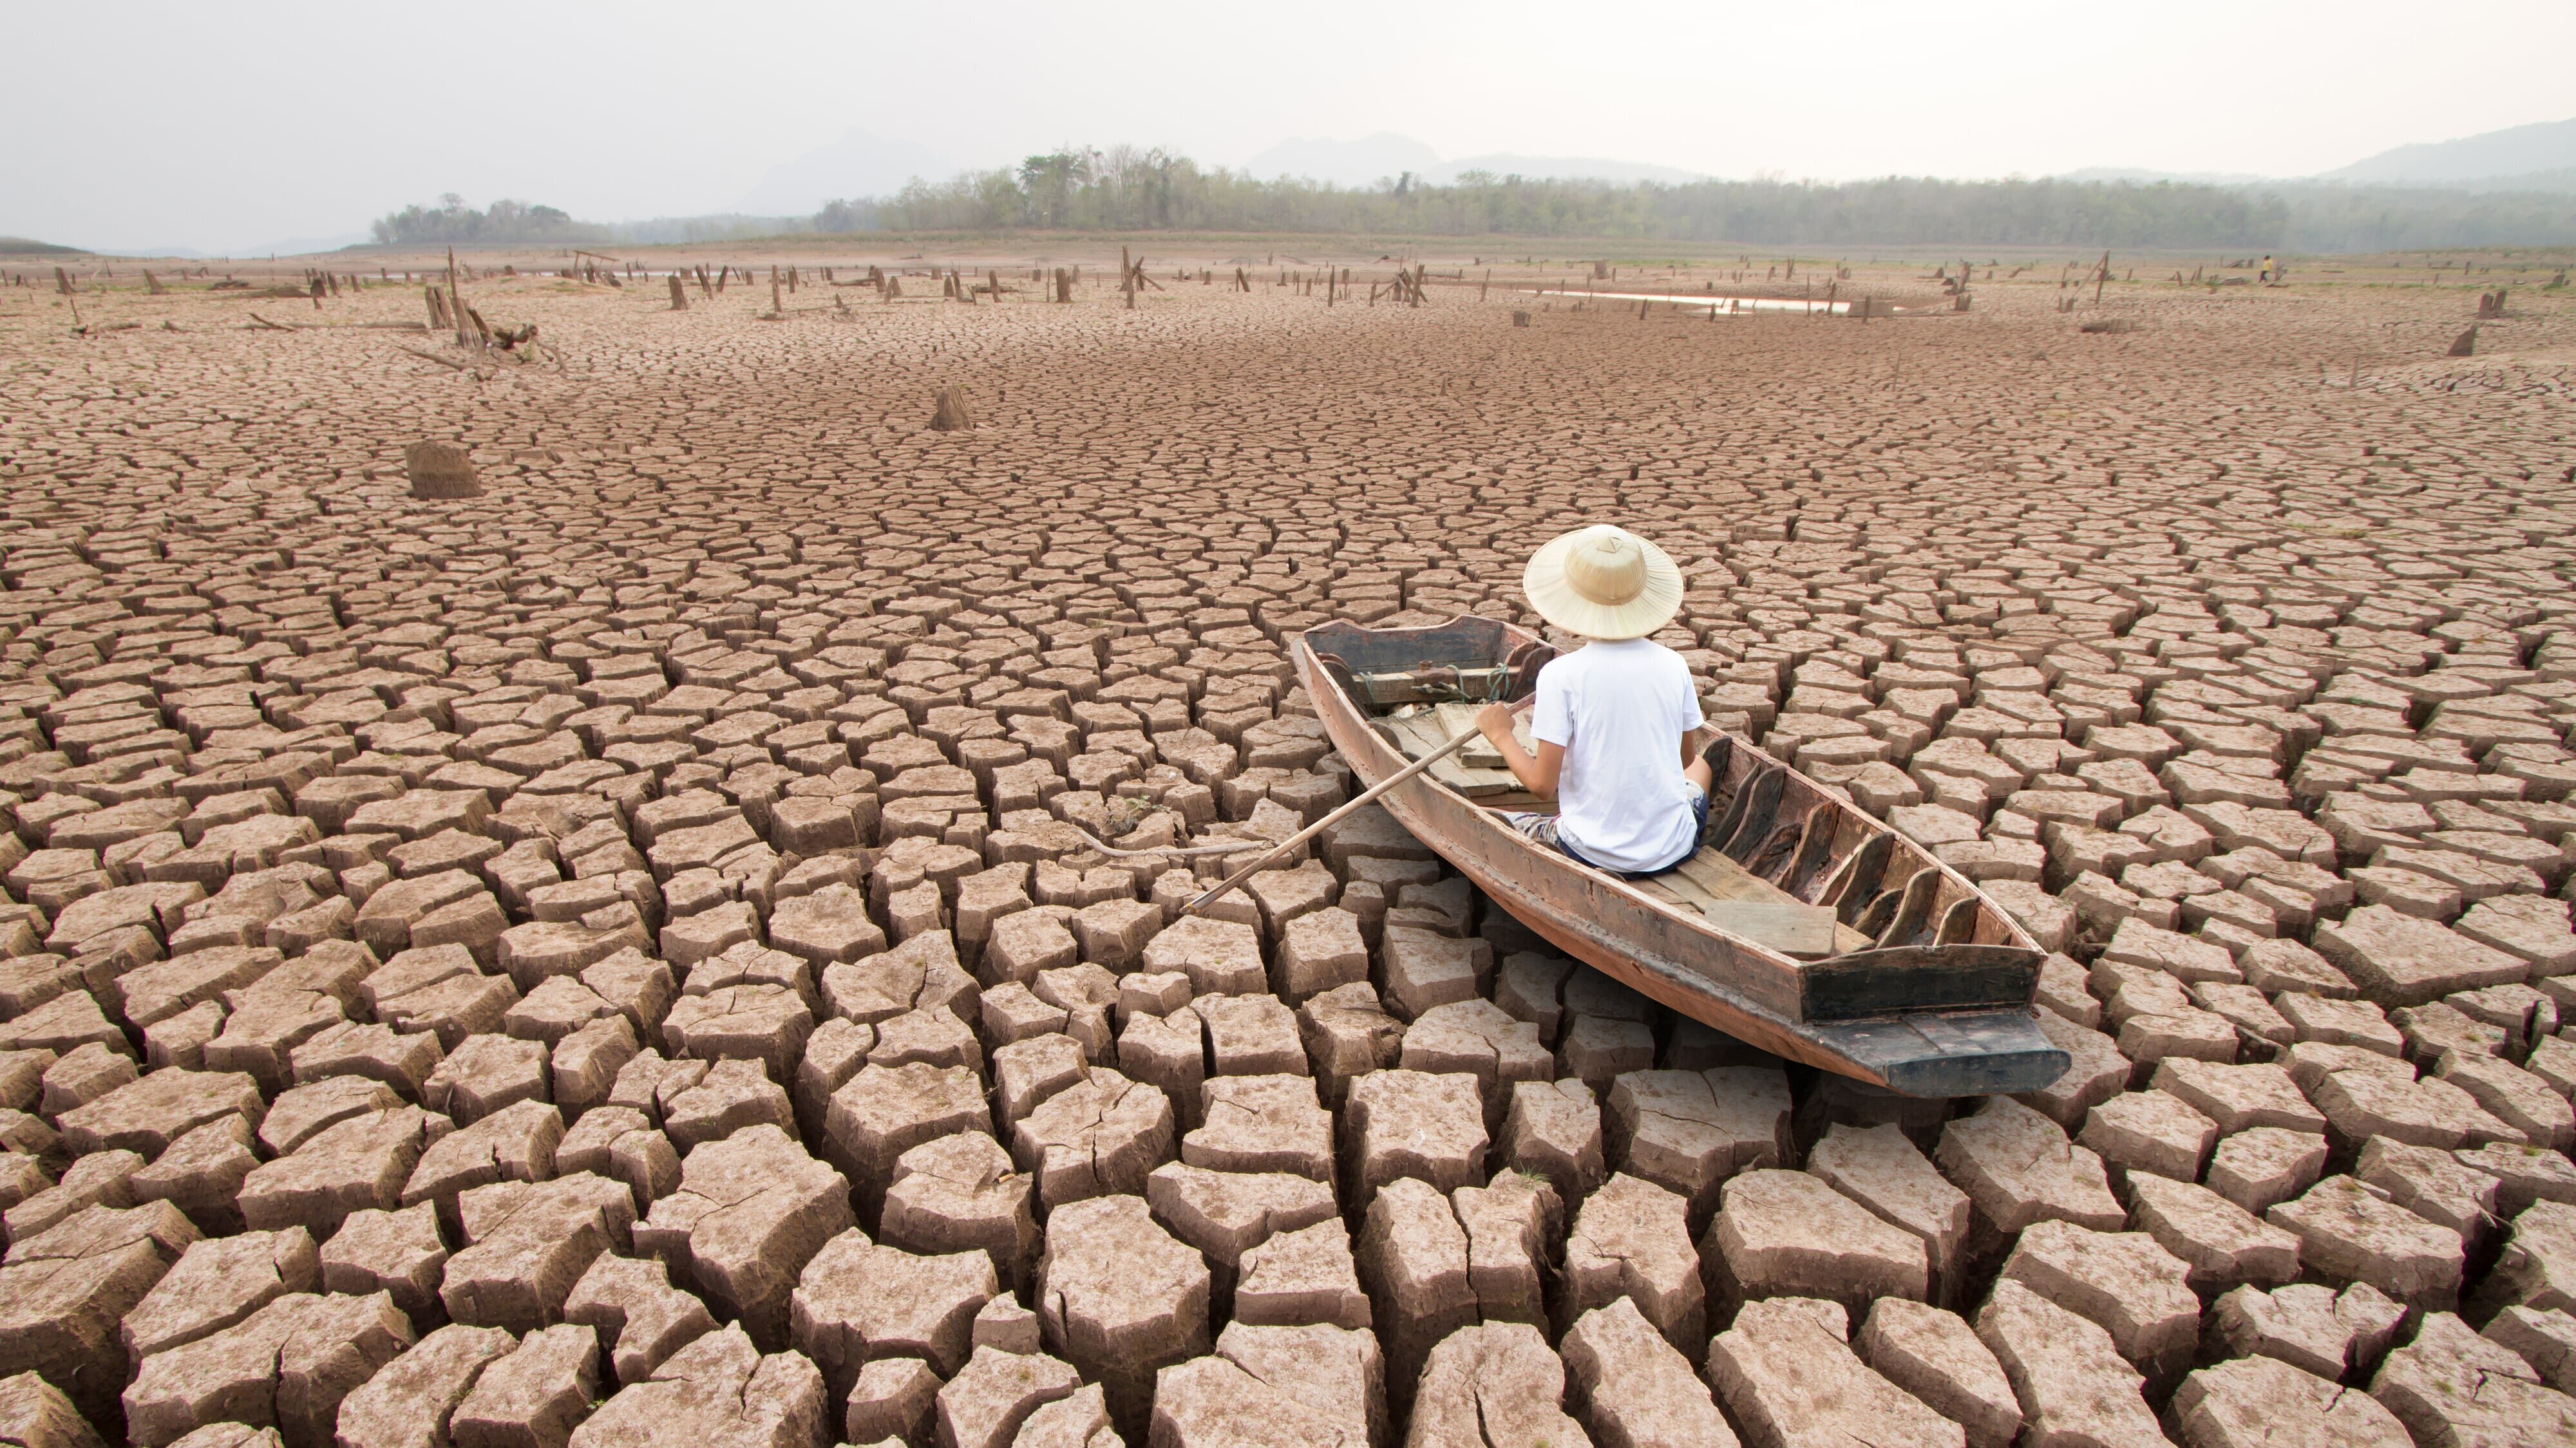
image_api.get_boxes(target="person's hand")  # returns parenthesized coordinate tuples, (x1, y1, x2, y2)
(1475, 700, 1518, 744)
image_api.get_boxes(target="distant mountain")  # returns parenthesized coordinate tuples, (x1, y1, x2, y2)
(2322, 116, 2576, 185)
(1244, 133, 1444, 187)
(2058, 167, 2270, 186)
(1244, 133, 1703, 189)
(0, 236, 83, 255)
(737, 128, 956, 214)
(1433, 153, 1705, 185)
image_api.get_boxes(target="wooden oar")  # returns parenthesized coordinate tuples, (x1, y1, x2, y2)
(1185, 719, 1489, 917)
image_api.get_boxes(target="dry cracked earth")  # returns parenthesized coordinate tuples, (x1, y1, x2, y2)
(1, 252, 2574, 1448)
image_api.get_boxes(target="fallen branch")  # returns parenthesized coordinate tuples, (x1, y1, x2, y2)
(248, 313, 296, 331)
(393, 344, 482, 373)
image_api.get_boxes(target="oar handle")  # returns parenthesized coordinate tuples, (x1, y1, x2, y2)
(1184, 719, 1488, 916)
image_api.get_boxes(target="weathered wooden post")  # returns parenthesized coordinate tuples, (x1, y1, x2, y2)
(670, 274, 688, 310)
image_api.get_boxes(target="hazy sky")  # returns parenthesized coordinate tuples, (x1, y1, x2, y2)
(8, 0, 2571, 254)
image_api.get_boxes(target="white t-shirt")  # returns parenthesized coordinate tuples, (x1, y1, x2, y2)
(1530, 639, 1706, 873)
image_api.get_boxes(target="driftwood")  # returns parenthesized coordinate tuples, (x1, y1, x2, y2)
(404, 440, 482, 498)
(248, 313, 294, 332)
(929, 384, 974, 431)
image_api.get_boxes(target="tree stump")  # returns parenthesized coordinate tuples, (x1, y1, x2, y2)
(668, 275, 688, 311)
(405, 442, 483, 500)
(930, 386, 974, 432)
(2448, 325, 2477, 358)
(1511, 312, 1531, 327)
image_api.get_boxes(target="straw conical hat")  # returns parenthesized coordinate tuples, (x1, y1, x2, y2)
(1521, 525, 1683, 641)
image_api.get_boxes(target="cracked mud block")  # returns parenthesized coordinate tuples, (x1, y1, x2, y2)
(1450, 1169, 1557, 1330)
(6, 1148, 144, 1243)
(290, 1022, 447, 1101)
(1807, 1122, 1971, 1302)
(1499, 1076, 1604, 1208)
(1144, 1160, 1335, 1312)
(2316, 905, 2530, 1007)
(878, 1132, 1037, 1291)
(1605, 1066, 1790, 1232)
(549, 1015, 639, 1116)
(1341, 1069, 1485, 1201)
(402, 1098, 562, 1226)
(1375, 927, 1490, 1024)
(1995, 1220, 2200, 1384)
(1707, 1167, 1929, 1327)
(1232, 1214, 1369, 1332)
(788, 1225, 996, 1397)
(565, 1324, 824, 1448)
(2487, 1304, 2576, 1396)
(658, 1058, 794, 1150)
(546, 1102, 675, 1205)
(422, 1036, 551, 1125)
(1148, 1353, 1363, 1447)
(121, 1290, 414, 1448)
(449, 1323, 596, 1448)
(1010, 1067, 1172, 1209)
(1973, 1281, 2162, 1448)
(1857, 1299, 2019, 1448)
(2369, 1310, 2576, 1448)
(2484, 1199, 2576, 1320)
(841, 1355, 938, 1446)
(632, 1125, 851, 1349)
(1398, 1000, 1549, 1134)
(0, 1371, 108, 1448)
(0, 1202, 200, 1428)
(1115, 1008, 1202, 1127)
(934, 1345, 1078, 1448)
(439, 1174, 631, 1333)
(1354, 1176, 1472, 1409)
(238, 1104, 448, 1241)
(1295, 983, 1401, 1107)
(2357, 1136, 2501, 1242)
(1273, 907, 1367, 1004)
(1184, 1073, 1332, 1183)
(319, 1202, 448, 1326)
(1708, 1297, 1960, 1448)
(562, 1254, 715, 1389)
(1557, 1171, 1701, 1353)
(1005, 1380, 1114, 1448)
(2174, 1353, 2412, 1448)
(1193, 992, 1305, 1078)
(1138, 916, 1264, 998)
(819, 933, 976, 1033)
(2209, 1279, 2403, 1381)
(1559, 1294, 1732, 1448)
(1404, 1322, 1586, 1448)
(119, 1227, 318, 1363)
(2267, 1173, 2462, 1308)
(332, 1322, 516, 1448)
(1202, 1322, 1383, 1448)
(2078, 1088, 2217, 1186)
(2206, 1125, 2328, 1215)
(1034, 1194, 1208, 1438)
(2123, 1171, 2300, 1292)
(1933, 1097, 2125, 1259)
(824, 1063, 989, 1218)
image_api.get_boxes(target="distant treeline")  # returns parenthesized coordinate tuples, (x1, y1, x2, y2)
(362, 151, 2576, 253)
(810, 147, 2576, 251)
(370, 194, 611, 246)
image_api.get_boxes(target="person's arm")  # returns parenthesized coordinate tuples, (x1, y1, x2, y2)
(1475, 698, 1562, 798)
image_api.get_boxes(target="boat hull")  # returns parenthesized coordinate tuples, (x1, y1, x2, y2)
(1296, 617, 2070, 1098)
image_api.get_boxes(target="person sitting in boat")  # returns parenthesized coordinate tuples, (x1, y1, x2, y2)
(1475, 524, 1716, 876)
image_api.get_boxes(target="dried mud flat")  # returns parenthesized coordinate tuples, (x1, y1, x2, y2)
(1, 255, 2575, 1448)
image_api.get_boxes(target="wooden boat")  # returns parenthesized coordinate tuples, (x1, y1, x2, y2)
(1296, 615, 2070, 1098)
